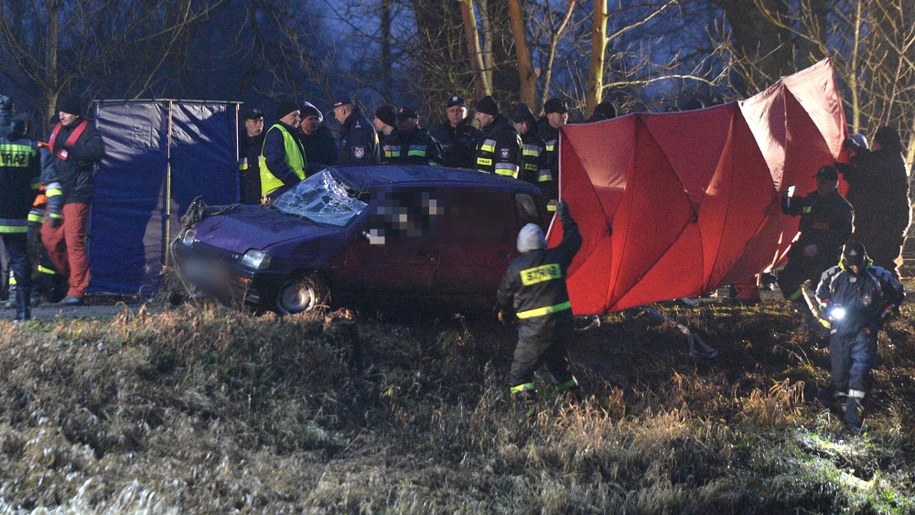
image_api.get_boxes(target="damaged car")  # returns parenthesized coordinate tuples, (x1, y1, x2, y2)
(171, 165, 549, 314)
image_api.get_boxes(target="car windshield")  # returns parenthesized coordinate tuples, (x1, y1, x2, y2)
(273, 169, 368, 226)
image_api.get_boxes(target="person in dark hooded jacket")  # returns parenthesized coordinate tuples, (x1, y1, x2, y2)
(836, 127, 911, 277)
(497, 200, 582, 401)
(41, 93, 105, 305)
(472, 95, 521, 178)
(815, 241, 904, 433)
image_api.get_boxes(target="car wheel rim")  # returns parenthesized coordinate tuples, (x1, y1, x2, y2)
(278, 281, 317, 313)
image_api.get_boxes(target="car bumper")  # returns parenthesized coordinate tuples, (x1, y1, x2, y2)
(172, 241, 285, 306)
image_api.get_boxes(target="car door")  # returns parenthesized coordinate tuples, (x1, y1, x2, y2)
(434, 186, 532, 298)
(342, 186, 441, 295)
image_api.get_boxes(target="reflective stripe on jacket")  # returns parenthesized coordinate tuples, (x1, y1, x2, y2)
(259, 124, 306, 197)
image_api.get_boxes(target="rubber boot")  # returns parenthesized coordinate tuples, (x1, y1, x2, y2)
(15, 287, 31, 321)
(844, 396, 864, 435)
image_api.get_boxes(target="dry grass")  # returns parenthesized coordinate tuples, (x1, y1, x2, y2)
(1, 296, 914, 513)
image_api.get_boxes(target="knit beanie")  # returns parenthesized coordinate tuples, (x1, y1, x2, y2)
(475, 95, 499, 116)
(509, 103, 536, 125)
(374, 105, 396, 127)
(276, 101, 299, 119)
(56, 93, 83, 116)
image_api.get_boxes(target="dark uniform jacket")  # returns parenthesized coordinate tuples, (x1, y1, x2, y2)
(0, 119, 40, 229)
(338, 108, 381, 165)
(239, 131, 265, 204)
(535, 118, 560, 201)
(298, 126, 338, 173)
(781, 190, 854, 264)
(816, 259, 904, 335)
(430, 118, 480, 169)
(383, 127, 443, 165)
(519, 130, 551, 191)
(48, 118, 105, 205)
(838, 150, 911, 237)
(497, 214, 582, 342)
(474, 115, 521, 177)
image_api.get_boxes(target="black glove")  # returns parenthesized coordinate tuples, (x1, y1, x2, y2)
(557, 200, 571, 223)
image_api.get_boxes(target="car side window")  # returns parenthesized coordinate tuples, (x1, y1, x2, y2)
(364, 188, 445, 245)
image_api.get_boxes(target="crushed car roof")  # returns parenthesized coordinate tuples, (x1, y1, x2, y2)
(326, 164, 541, 191)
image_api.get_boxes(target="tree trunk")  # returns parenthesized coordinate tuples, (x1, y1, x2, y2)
(585, 0, 608, 118)
(459, 0, 491, 97)
(380, 0, 393, 101)
(507, 0, 536, 106)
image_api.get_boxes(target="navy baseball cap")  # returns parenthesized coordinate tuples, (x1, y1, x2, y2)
(446, 95, 465, 108)
(331, 94, 353, 108)
(396, 106, 418, 120)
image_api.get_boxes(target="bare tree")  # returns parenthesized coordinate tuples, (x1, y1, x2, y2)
(0, 0, 223, 126)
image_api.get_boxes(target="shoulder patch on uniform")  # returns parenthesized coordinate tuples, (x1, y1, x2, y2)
(500, 148, 510, 159)
(353, 146, 365, 159)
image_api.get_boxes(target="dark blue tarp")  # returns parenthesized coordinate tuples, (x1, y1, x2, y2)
(89, 100, 240, 294)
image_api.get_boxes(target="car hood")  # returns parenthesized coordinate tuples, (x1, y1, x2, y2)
(193, 205, 346, 254)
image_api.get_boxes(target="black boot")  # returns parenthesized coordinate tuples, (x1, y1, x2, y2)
(15, 286, 31, 321)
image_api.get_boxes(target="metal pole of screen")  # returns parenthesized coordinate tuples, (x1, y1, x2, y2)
(165, 101, 174, 267)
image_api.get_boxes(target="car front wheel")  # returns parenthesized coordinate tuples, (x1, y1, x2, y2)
(275, 273, 329, 314)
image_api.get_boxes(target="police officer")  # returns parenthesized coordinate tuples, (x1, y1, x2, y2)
(0, 113, 40, 320)
(384, 106, 443, 165)
(331, 95, 380, 165)
(497, 201, 582, 401)
(815, 241, 904, 433)
(778, 165, 854, 328)
(430, 95, 480, 169)
(473, 95, 521, 178)
(238, 107, 264, 204)
(509, 103, 551, 190)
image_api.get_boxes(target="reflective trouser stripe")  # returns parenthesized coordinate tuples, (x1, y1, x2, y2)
(555, 378, 578, 391)
(786, 288, 804, 301)
(407, 149, 427, 157)
(516, 301, 571, 319)
(511, 382, 535, 394)
(538, 170, 552, 183)
(848, 389, 866, 399)
(0, 222, 28, 233)
(38, 265, 56, 275)
(547, 203, 558, 212)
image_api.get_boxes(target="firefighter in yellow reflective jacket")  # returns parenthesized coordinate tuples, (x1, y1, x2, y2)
(497, 200, 582, 400)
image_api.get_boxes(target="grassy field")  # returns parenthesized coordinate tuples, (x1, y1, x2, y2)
(1, 293, 914, 513)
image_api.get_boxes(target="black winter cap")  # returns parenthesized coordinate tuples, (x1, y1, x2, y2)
(276, 101, 299, 119)
(374, 105, 396, 127)
(543, 98, 568, 114)
(56, 93, 83, 116)
(475, 95, 499, 116)
(509, 103, 536, 125)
